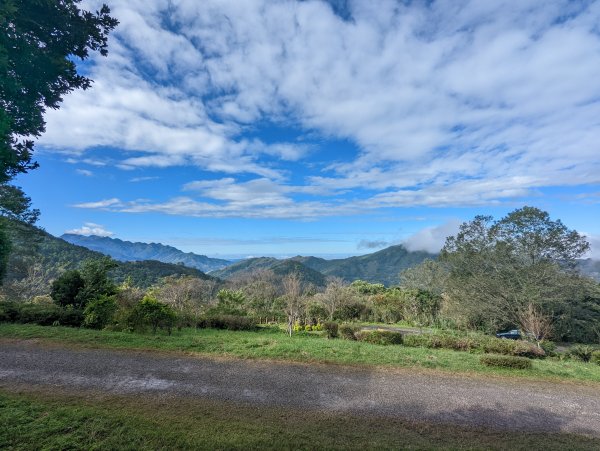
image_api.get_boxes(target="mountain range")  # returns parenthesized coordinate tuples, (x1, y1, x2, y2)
(62, 233, 437, 286)
(61, 234, 231, 273)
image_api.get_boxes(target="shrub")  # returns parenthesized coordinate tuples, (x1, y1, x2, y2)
(323, 321, 338, 339)
(570, 345, 595, 362)
(0, 302, 84, 327)
(50, 270, 85, 308)
(591, 351, 600, 366)
(339, 323, 360, 340)
(128, 295, 176, 334)
(0, 301, 20, 322)
(197, 315, 257, 331)
(356, 330, 403, 345)
(539, 340, 557, 357)
(480, 354, 532, 370)
(83, 295, 117, 329)
(402, 334, 431, 348)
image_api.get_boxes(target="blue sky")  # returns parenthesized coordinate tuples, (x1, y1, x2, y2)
(17, 0, 600, 258)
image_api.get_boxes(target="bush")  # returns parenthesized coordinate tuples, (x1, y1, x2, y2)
(197, 315, 257, 331)
(355, 330, 403, 346)
(339, 323, 360, 340)
(323, 321, 338, 339)
(128, 295, 176, 334)
(402, 334, 431, 348)
(480, 354, 532, 369)
(539, 340, 557, 357)
(570, 345, 595, 362)
(83, 295, 117, 329)
(0, 301, 83, 327)
(591, 351, 600, 366)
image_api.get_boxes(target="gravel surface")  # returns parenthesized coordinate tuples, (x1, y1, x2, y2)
(1, 339, 599, 436)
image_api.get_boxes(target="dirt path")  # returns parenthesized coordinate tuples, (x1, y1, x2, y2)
(1, 339, 599, 437)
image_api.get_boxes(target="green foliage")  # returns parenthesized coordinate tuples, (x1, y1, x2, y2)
(339, 323, 360, 340)
(0, 0, 118, 183)
(355, 330, 403, 345)
(480, 355, 532, 370)
(305, 302, 328, 324)
(197, 315, 257, 331)
(0, 220, 10, 282)
(333, 302, 370, 322)
(50, 270, 85, 308)
(76, 257, 117, 304)
(441, 207, 593, 332)
(128, 295, 176, 334)
(210, 289, 247, 316)
(591, 351, 600, 365)
(0, 301, 83, 327)
(83, 295, 116, 329)
(569, 345, 595, 363)
(323, 321, 338, 339)
(350, 280, 385, 295)
(402, 332, 545, 358)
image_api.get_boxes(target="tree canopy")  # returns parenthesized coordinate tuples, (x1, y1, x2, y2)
(440, 206, 594, 332)
(0, 0, 118, 182)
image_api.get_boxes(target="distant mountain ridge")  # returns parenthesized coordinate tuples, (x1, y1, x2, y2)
(61, 234, 231, 273)
(211, 244, 437, 286)
(4, 222, 215, 288)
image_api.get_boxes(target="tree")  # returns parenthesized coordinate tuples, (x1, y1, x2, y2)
(282, 272, 303, 337)
(440, 207, 591, 331)
(76, 257, 117, 306)
(518, 303, 553, 348)
(128, 295, 176, 335)
(0, 0, 118, 282)
(1, 0, 118, 182)
(320, 277, 348, 320)
(400, 259, 448, 296)
(50, 269, 85, 308)
(83, 294, 116, 329)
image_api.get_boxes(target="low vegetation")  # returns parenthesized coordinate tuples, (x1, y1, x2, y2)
(2, 324, 600, 383)
(480, 355, 533, 370)
(3, 390, 599, 450)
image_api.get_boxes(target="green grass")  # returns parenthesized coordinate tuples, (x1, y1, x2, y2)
(2, 389, 599, 450)
(1, 323, 600, 383)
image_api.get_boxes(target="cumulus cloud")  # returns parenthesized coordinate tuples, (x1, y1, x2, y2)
(40, 0, 600, 218)
(403, 220, 463, 254)
(65, 223, 114, 237)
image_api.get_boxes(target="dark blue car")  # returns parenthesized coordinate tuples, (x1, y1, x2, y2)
(496, 329, 521, 340)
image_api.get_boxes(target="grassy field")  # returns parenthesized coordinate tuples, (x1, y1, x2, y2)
(2, 389, 600, 450)
(1, 323, 599, 383)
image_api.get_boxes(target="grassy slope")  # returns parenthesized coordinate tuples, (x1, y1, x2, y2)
(1, 324, 599, 383)
(2, 390, 599, 450)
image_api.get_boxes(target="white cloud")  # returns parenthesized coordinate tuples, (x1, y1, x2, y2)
(40, 0, 600, 216)
(73, 198, 122, 209)
(65, 222, 114, 237)
(76, 169, 94, 177)
(129, 176, 160, 182)
(403, 219, 463, 254)
(584, 234, 600, 260)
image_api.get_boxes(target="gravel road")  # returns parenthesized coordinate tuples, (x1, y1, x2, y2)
(1, 339, 599, 436)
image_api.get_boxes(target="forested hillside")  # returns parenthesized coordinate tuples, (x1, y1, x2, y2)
(4, 222, 215, 289)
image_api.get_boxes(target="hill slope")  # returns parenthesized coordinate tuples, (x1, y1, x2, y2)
(61, 234, 230, 273)
(209, 257, 326, 287)
(4, 222, 214, 289)
(291, 245, 436, 286)
(211, 245, 436, 286)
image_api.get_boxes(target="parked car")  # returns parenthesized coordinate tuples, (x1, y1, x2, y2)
(496, 329, 521, 340)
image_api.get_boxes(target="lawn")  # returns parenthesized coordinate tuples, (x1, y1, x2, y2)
(2, 389, 599, 450)
(1, 323, 599, 383)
